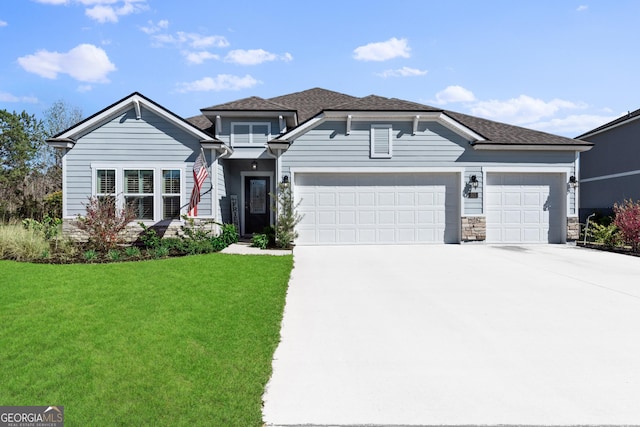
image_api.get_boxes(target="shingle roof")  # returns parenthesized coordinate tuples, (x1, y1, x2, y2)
(201, 96, 292, 112)
(446, 110, 590, 147)
(576, 107, 640, 139)
(269, 88, 358, 122)
(185, 114, 214, 133)
(195, 88, 591, 147)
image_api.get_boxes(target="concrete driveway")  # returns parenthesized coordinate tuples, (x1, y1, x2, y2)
(262, 244, 640, 426)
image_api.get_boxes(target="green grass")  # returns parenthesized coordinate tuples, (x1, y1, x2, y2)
(0, 253, 293, 426)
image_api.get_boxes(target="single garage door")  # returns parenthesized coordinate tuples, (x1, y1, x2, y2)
(486, 173, 565, 243)
(294, 173, 459, 245)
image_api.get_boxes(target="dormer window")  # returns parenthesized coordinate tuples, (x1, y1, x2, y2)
(231, 122, 271, 147)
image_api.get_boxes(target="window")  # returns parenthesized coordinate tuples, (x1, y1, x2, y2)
(231, 122, 271, 147)
(92, 165, 184, 222)
(162, 169, 181, 219)
(124, 169, 154, 220)
(370, 124, 393, 158)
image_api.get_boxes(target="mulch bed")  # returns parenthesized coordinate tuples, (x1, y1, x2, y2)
(576, 241, 640, 257)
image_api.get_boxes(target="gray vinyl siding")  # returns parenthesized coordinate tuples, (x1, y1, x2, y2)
(281, 120, 577, 215)
(64, 106, 210, 218)
(216, 157, 226, 221)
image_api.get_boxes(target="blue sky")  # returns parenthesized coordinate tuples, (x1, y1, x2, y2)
(1, 0, 639, 137)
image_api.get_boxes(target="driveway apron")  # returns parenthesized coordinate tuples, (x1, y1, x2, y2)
(262, 245, 640, 426)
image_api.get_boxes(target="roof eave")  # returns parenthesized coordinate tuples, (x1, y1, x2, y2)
(471, 143, 594, 152)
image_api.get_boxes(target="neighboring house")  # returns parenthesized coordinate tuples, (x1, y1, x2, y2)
(47, 88, 592, 245)
(576, 108, 640, 221)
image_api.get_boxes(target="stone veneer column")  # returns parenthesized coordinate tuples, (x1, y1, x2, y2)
(566, 217, 580, 241)
(461, 216, 486, 242)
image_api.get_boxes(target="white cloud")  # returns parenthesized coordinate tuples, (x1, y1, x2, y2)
(17, 44, 116, 83)
(0, 20, 7, 27)
(183, 51, 219, 65)
(470, 95, 586, 125)
(433, 85, 477, 104)
(0, 92, 39, 103)
(577, 5, 589, 12)
(140, 19, 168, 35)
(353, 37, 410, 61)
(35, 0, 147, 23)
(529, 114, 619, 135)
(377, 66, 427, 78)
(151, 31, 229, 49)
(77, 84, 93, 92)
(175, 74, 260, 93)
(224, 49, 293, 65)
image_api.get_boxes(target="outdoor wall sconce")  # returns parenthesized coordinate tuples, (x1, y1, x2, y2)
(469, 175, 479, 189)
(251, 160, 258, 170)
(569, 175, 578, 188)
(282, 175, 290, 188)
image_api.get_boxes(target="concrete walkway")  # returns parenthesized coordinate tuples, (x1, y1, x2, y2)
(220, 242, 292, 256)
(263, 244, 640, 426)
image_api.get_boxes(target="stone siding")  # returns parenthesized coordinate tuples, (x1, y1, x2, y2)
(567, 217, 580, 241)
(461, 216, 486, 241)
(61, 219, 205, 244)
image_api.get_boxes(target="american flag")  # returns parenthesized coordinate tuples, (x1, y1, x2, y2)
(188, 151, 209, 216)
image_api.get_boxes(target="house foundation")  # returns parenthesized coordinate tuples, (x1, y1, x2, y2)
(461, 216, 486, 242)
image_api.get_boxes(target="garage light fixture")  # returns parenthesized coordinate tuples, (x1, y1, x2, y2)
(251, 160, 258, 170)
(469, 175, 479, 189)
(569, 175, 578, 188)
(282, 175, 290, 188)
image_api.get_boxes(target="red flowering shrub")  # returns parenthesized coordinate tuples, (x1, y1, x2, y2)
(613, 199, 640, 252)
(76, 196, 136, 252)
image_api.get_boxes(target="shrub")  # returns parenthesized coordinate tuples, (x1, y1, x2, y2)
(0, 224, 49, 261)
(588, 222, 620, 248)
(22, 215, 62, 240)
(76, 196, 136, 252)
(108, 249, 122, 261)
(124, 246, 141, 259)
(271, 182, 303, 248)
(613, 199, 640, 252)
(251, 233, 269, 250)
(218, 223, 239, 246)
(83, 249, 98, 262)
(153, 246, 169, 259)
(138, 222, 161, 249)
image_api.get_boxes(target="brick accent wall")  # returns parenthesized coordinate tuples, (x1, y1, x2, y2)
(567, 217, 580, 241)
(461, 216, 486, 241)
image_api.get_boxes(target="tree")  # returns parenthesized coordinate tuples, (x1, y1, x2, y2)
(271, 182, 304, 248)
(0, 110, 45, 220)
(41, 100, 83, 189)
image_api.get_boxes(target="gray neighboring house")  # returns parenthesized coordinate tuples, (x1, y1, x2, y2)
(577, 108, 640, 221)
(47, 88, 593, 245)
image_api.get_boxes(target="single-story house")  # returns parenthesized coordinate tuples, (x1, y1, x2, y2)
(47, 88, 593, 245)
(576, 108, 640, 221)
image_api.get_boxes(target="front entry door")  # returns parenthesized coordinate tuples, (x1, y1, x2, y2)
(244, 176, 270, 234)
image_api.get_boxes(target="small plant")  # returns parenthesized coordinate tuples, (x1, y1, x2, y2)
(251, 233, 269, 250)
(138, 222, 161, 248)
(22, 215, 62, 240)
(76, 196, 136, 252)
(84, 249, 98, 261)
(124, 246, 141, 258)
(153, 246, 169, 259)
(108, 249, 122, 261)
(180, 215, 214, 241)
(613, 199, 640, 252)
(588, 222, 620, 248)
(271, 182, 304, 248)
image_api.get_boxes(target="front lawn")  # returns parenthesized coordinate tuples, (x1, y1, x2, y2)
(0, 253, 293, 426)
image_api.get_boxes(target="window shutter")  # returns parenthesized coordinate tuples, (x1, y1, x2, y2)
(371, 125, 392, 158)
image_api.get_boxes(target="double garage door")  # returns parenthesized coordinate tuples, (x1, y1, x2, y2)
(295, 173, 459, 245)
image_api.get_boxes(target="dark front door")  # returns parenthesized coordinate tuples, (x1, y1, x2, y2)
(244, 176, 270, 234)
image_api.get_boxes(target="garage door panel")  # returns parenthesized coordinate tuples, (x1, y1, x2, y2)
(295, 173, 459, 245)
(487, 173, 564, 243)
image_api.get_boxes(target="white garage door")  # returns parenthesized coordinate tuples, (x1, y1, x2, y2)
(486, 173, 565, 243)
(294, 173, 459, 245)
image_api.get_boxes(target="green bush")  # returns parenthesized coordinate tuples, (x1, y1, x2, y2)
(124, 246, 141, 259)
(108, 249, 122, 261)
(251, 233, 269, 250)
(588, 222, 620, 248)
(83, 249, 98, 262)
(0, 224, 50, 261)
(138, 222, 161, 249)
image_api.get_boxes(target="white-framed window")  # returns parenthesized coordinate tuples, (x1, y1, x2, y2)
(91, 164, 184, 222)
(231, 122, 271, 147)
(370, 124, 393, 158)
(124, 169, 154, 220)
